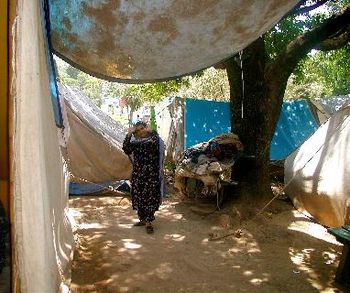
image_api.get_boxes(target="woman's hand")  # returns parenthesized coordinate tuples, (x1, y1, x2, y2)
(127, 126, 135, 135)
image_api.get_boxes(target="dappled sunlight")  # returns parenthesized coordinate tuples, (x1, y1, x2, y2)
(289, 247, 340, 292)
(79, 223, 106, 230)
(163, 233, 186, 242)
(288, 211, 340, 245)
(121, 239, 142, 250)
(117, 223, 134, 229)
(250, 277, 270, 286)
(69, 195, 343, 292)
(158, 202, 185, 221)
(146, 263, 174, 279)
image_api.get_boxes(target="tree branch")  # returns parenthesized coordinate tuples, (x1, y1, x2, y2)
(317, 29, 350, 51)
(286, 0, 329, 17)
(268, 4, 350, 83)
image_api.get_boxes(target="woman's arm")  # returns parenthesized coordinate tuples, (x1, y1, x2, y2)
(122, 126, 136, 155)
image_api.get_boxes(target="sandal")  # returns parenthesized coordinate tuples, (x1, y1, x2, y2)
(146, 223, 154, 234)
(133, 220, 146, 226)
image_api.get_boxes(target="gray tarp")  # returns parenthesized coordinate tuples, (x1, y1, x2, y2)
(285, 104, 350, 227)
(59, 84, 132, 183)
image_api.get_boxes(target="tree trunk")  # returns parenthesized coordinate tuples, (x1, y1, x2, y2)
(223, 3, 350, 205)
(225, 37, 279, 202)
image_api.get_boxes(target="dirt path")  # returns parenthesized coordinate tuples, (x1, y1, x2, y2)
(69, 194, 346, 293)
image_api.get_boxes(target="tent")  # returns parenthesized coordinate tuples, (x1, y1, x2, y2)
(316, 95, 350, 114)
(1, 0, 300, 291)
(58, 84, 132, 194)
(284, 103, 350, 227)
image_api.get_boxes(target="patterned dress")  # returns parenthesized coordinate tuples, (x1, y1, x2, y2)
(122, 131, 163, 222)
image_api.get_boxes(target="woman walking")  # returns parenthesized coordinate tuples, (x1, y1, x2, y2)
(122, 121, 164, 234)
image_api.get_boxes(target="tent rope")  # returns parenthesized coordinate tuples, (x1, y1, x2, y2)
(68, 173, 128, 196)
(209, 110, 350, 241)
(239, 50, 245, 119)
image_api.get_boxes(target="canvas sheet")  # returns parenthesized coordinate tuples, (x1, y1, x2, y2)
(11, 0, 74, 291)
(59, 84, 132, 185)
(284, 104, 350, 227)
(156, 97, 184, 163)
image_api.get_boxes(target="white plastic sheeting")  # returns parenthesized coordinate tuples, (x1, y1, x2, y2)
(59, 84, 132, 183)
(11, 0, 74, 291)
(285, 104, 350, 227)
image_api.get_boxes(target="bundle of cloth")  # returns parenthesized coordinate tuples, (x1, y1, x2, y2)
(174, 133, 244, 197)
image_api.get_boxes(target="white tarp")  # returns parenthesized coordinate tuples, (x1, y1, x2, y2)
(284, 104, 350, 227)
(156, 97, 184, 163)
(11, 0, 74, 291)
(59, 84, 132, 183)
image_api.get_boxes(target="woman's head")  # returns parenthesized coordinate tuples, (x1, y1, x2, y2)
(133, 121, 150, 138)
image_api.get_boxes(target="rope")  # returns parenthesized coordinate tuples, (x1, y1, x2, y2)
(209, 111, 350, 241)
(239, 50, 245, 119)
(69, 174, 128, 196)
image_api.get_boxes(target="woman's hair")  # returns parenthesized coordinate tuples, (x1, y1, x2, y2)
(134, 121, 147, 128)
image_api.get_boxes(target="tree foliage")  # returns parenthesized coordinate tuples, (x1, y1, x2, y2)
(266, 0, 350, 100)
(294, 46, 350, 97)
(177, 67, 230, 101)
(55, 56, 188, 111)
(56, 58, 104, 106)
(124, 79, 186, 104)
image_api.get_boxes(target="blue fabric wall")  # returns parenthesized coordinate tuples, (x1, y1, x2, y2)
(184, 98, 319, 160)
(185, 98, 231, 148)
(270, 100, 319, 160)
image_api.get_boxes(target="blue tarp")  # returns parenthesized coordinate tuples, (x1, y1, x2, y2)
(184, 98, 319, 160)
(185, 98, 231, 148)
(43, 0, 63, 127)
(270, 100, 319, 160)
(69, 180, 130, 195)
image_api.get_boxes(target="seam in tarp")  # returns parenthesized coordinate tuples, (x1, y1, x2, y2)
(42, 0, 63, 127)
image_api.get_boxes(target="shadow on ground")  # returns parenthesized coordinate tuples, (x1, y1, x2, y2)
(69, 195, 346, 293)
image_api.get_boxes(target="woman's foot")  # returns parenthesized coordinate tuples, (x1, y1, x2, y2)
(146, 222, 154, 234)
(133, 220, 146, 226)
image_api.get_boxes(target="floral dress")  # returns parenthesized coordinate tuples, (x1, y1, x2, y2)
(122, 131, 162, 222)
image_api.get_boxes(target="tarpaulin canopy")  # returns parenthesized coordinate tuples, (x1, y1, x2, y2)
(49, 0, 299, 82)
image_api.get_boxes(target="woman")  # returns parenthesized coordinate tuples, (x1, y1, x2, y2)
(122, 121, 164, 234)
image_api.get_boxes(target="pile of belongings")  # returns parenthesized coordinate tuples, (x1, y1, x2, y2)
(174, 133, 244, 198)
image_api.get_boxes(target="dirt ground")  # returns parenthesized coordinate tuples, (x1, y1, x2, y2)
(69, 189, 347, 293)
